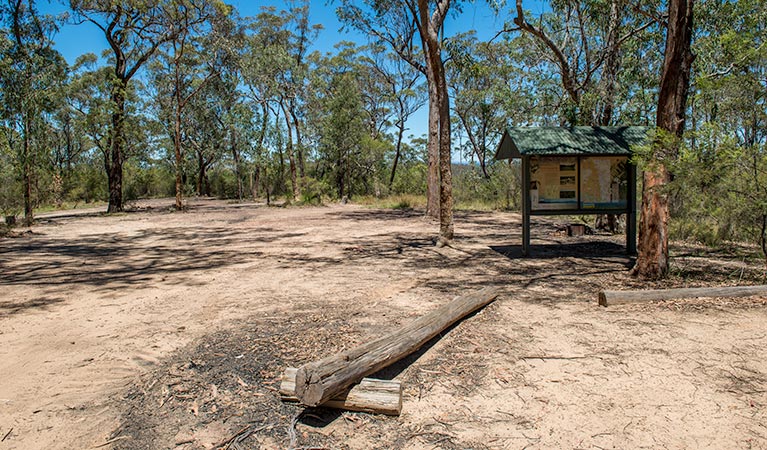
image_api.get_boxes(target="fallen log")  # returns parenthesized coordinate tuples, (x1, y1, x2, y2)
(598, 285, 767, 307)
(294, 286, 501, 407)
(280, 368, 402, 415)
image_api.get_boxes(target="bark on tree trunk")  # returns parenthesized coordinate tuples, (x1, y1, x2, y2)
(252, 168, 260, 199)
(426, 86, 440, 219)
(389, 120, 405, 190)
(276, 117, 285, 196)
(196, 151, 208, 197)
(600, 0, 621, 127)
(337, 153, 345, 199)
(231, 126, 243, 201)
(435, 55, 454, 243)
(107, 83, 126, 213)
(633, 0, 694, 279)
(174, 98, 184, 210)
(289, 105, 305, 179)
(22, 118, 33, 227)
(281, 101, 299, 201)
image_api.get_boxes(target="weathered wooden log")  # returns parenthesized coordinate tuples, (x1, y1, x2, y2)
(598, 285, 767, 307)
(294, 287, 501, 407)
(280, 368, 402, 415)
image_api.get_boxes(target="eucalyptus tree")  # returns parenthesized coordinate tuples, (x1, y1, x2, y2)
(0, 0, 65, 225)
(633, 0, 694, 278)
(338, 0, 455, 243)
(508, 0, 662, 126)
(239, 7, 289, 198)
(316, 69, 367, 199)
(693, 0, 766, 149)
(67, 53, 151, 202)
(70, 0, 179, 212)
(337, 1, 428, 219)
(278, 2, 320, 200)
(183, 85, 227, 197)
(447, 33, 516, 178)
(358, 42, 426, 189)
(148, 0, 233, 209)
(288, 3, 317, 171)
(669, 0, 767, 261)
(239, 5, 318, 201)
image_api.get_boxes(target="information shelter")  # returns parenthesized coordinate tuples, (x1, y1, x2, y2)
(494, 126, 649, 256)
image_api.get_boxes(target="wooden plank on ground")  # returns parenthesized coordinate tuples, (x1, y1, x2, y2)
(598, 285, 767, 307)
(279, 368, 402, 416)
(294, 287, 501, 407)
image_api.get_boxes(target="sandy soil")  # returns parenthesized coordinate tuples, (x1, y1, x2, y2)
(1, 198, 766, 450)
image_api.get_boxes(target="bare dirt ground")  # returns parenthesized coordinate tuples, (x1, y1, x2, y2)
(1, 198, 766, 450)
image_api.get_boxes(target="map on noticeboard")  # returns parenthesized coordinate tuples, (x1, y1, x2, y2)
(530, 156, 628, 211)
(529, 156, 578, 211)
(580, 156, 628, 209)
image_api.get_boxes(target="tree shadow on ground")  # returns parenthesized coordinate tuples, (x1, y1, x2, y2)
(327, 208, 428, 222)
(0, 226, 292, 289)
(490, 241, 634, 262)
(0, 296, 65, 318)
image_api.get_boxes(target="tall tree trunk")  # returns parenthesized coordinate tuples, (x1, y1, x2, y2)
(174, 94, 184, 210)
(600, 0, 621, 127)
(231, 126, 243, 201)
(280, 101, 299, 201)
(633, 0, 694, 278)
(252, 103, 270, 200)
(275, 115, 285, 195)
(433, 45, 453, 242)
(418, 0, 453, 242)
(389, 117, 405, 189)
(337, 157, 345, 199)
(196, 151, 205, 196)
(22, 116, 33, 226)
(252, 167, 259, 199)
(107, 82, 126, 213)
(289, 106, 305, 178)
(426, 87, 440, 219)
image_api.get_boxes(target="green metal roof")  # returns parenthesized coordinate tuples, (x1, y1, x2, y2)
(494, 126, 650, 159)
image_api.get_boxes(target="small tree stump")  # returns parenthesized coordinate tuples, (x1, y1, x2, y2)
(567, 224, 586, 236)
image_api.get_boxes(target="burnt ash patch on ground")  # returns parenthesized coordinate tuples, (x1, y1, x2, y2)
(110, 311, 369, 450)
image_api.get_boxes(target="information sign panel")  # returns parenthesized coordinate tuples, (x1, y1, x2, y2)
(529, 156, 578, 211)
(579, 156, 628, 210)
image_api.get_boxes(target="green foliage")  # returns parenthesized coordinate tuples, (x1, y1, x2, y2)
(356, 194, 426, 210)
(0, 145, 21, 216)
(298, 176, 329, 205)
(124, 162, 175, 201)
(65, 162, 108, 204)
(390, 160, 427, 195)
(452, 161, 521, 211)
(207, 167, 238, 199)
(314, 68, 369, 199)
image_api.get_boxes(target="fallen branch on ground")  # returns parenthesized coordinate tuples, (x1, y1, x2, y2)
(598, 285, 767, 307)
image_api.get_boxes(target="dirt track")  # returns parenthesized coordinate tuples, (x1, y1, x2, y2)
(1, 198, 766, 449)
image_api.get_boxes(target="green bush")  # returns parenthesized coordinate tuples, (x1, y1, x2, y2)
(208, 168, 238, 199)
(299, 177, 329, 205)
(124, 163, 175, 201)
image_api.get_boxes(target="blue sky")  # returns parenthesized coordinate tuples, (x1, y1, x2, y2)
(41, 1, 516, 63)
